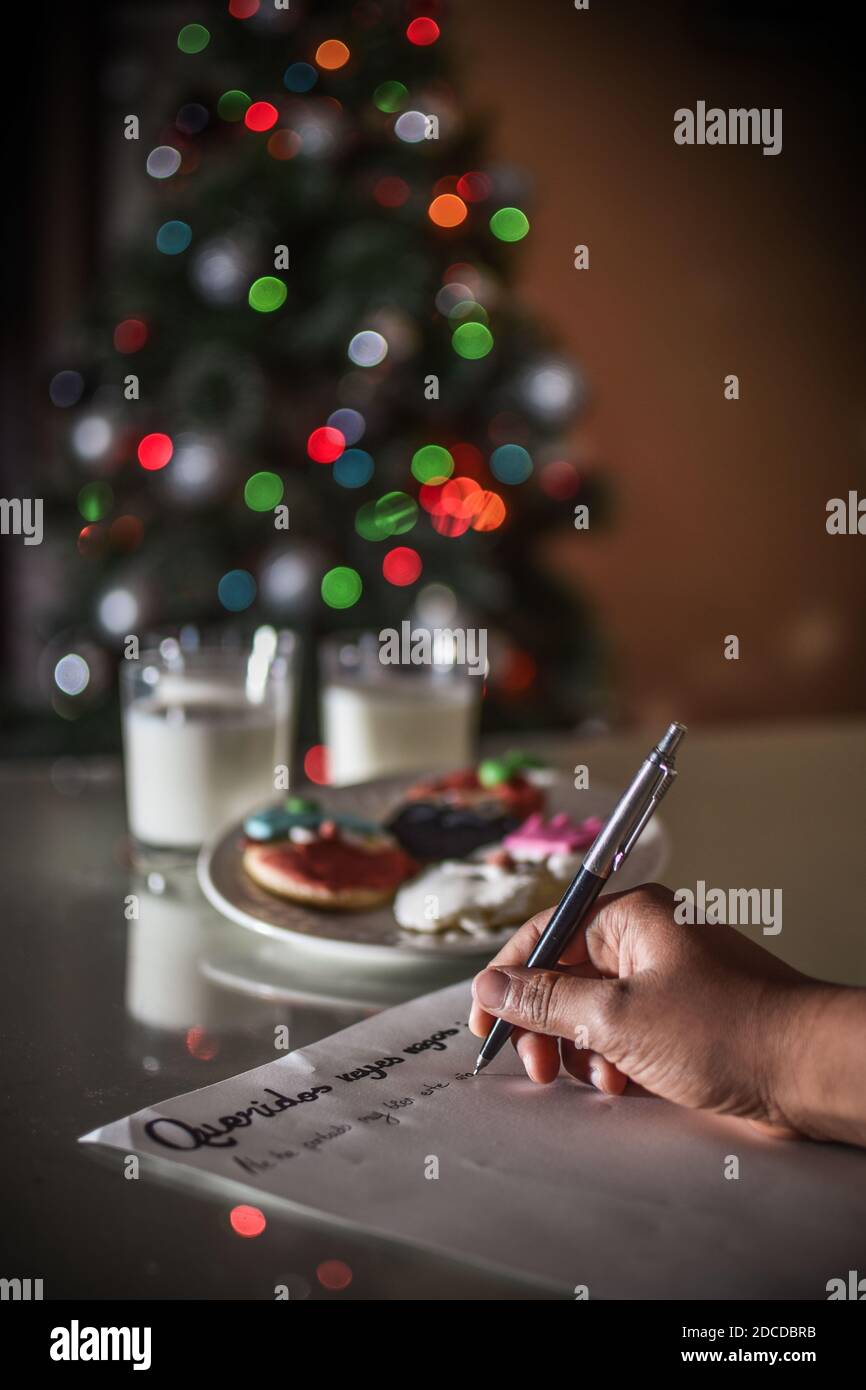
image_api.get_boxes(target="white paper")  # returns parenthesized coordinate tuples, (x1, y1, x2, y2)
(81, 981, 866, 1297)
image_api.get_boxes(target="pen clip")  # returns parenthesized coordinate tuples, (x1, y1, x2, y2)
(612, 764, 676, 874)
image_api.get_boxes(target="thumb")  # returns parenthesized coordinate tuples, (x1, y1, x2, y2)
(473, 965, 619, 1048)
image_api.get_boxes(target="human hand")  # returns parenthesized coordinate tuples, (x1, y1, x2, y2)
(469, 884, 866, 1144)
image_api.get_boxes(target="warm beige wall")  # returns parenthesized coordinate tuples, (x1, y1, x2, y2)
(457, 0, 866, 724)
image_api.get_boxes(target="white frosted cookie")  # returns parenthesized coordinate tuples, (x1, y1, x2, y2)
(394, 852, 560, 938)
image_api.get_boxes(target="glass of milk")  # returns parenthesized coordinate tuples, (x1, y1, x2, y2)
(320, 630, 481, 787)
(121, 627, 298, 851)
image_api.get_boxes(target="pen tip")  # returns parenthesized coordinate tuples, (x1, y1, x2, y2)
(472, 1058, 489, 1077)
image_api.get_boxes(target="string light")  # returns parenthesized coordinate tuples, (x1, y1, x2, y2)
(406, 18, 440, 46)
(394, 111, 428, 144)
(456, 171, 492, 203)
(471, 490, 506, 531)
(375, 491, 417, 535)
(137, 433, 174, 471)
(228, 0, 260, 19)
(374, 81, 407, 113)
(327, 408, 365, 445)
(113, 319, 148, 353)
(347, 331, 388, 367)
(156, 220, 192, 255)
(177, 23, 210, 54)
(333, 448, 374, 488)
(490, 443, 533, 484)
(428, 193, 467, 228)
(452, 322, 493, 359)
(146, 146, 181, 179)
(383, 546, 422, 586)
(244, 471, 284, 511)
(245, 101, 278, 132)
(284, 63, 317, 93)
(54, 654, 90, 697)
(321, 566, 362, 609)
(217, 90, 252, 122)
(248, 276, 287, 312)
(78, 481, 113, 522)
(316, 40, 350, 70)
(411, 444, 453, 484)
(307, 427, 345, 463)
(490, 207, 530, 242)
(218, 569, 257, 611)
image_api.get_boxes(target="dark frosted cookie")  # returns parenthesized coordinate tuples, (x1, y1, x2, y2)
(387, 799, 519, 861)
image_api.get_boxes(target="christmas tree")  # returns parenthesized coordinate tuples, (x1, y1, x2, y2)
(43, 0, 604, 748)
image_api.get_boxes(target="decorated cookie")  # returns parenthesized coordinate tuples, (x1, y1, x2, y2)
(243, 820, 417, 911)
(244, 797, 381, 843)
(503, 812, 605, 884)
(393, 846, 560, 938)
(387, 799, 517, 861)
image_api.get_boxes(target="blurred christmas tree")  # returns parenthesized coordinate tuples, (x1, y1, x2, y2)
(42, 0, 606, 746)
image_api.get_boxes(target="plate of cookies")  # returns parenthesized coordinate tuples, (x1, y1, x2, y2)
(197, 754, 669, 965)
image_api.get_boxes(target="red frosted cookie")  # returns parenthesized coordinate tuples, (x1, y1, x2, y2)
(405, 766, 544, 823)
(243, 819, 417, 911)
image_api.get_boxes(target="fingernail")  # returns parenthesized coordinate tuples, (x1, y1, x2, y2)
(474, 968, 508, 1010)
(589, 1064, 602, 1090)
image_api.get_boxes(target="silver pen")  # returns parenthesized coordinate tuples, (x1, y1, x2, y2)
(473, 722, 687, 1075)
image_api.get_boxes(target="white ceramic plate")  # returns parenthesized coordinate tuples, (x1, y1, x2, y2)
(197, 770, 669, 967)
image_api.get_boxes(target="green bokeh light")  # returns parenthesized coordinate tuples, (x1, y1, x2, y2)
(321, 566, 362, 610)
(411, 445, 454, 485)
(447, 300, 489, 327)
(178, 24, 210, 55)
(490, 207, 530, 242)
(244, 471, 284, 511)
(375, 491, 418, 536)
(248, 276, 287, 312)
(77, 481, 114, 522)
(218, 89, 252, 122)
(355, 500, 389, 541)
(374, 81, 408, 114)
(452, 322, 494, 360)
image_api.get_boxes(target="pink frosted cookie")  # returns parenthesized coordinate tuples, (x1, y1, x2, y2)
(502, 813, 604, 883)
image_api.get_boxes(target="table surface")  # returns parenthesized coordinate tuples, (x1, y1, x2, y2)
(2, 720, 864, 1299)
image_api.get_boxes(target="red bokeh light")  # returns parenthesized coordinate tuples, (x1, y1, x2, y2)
(304, 744, 330, 785)
(382, 546, 422, 586)
(456, 171, 492, 203)
(500, 649, 537, 694)
(186, 1026, 219, 1061)
(441, 477, 482, 519)
(267, 129, 301, 161)
(114, 319, 148, 354)
(539, 459, 581, 500)
(449, 443, 484, 478)
(406, 17, 440, 45)
(419, 482, 446, 515)
(307, 427, 345, 463)
(77, 524, 104, 558)
(137, 433, 173, 471)
(230, 1205, 267, 1237)
(245, 101, 279, 132)
(373, 176, 410, 208)
(229, 0, 260, 19)
(109, 515, 144, 552)
(316, 1259, 353, 1291)
(430, 511, 470, 538)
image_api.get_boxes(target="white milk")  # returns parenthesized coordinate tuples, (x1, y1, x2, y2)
(322, 677, 478, 786)
(123, 686, 289, 848)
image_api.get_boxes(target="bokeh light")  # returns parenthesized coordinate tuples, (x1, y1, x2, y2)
(355, 500, 388, 540)
(327, 408, 365, 445)
(490, 443, 533, 484)
(307, 427, 345, 463)
(383, 546, 422, 586)
(78, 481, 113, 522)
(245, 101, 278, 132)
(177, 103, 209, 135)
(113, 319, 148, 354)
(229, 1205, 266, 1238)
(540, 459, 580, 499)
(268, 129, 301, 160)
(411, 444, 453, 484)
(431, 510, 470, 538)
(471, 490, 507, 531)
(452, 322, 493, 359)
(440, 476, 482, 520)
(77, 525, 105, 558)
(98, 587, 140, 635)
(248, 276, 287, 312)
(406, 18, 440, 46)
(321, 566, 362, 609)
(316, 40, 350, 70)
(49, 370, 84, 407)
(71, 415, 111, 460)
(394, 111, 428, 144)
(304, 744, 330, 785)
(429, 194, 468, 228)
(373, 176, 410, 208)
(284, 62, 317, 93)
(456, 171, 492, 203)
(347, 331, 388, 367)
(146, 146, 181, 179)
(374, 81, 407, 113)
(156, 220, 192, 255)
(217, 90, 252, 122)
(244, 471, 284, 511)
(229, 0, 260, 19)
(110, 515, 144, 551)
(333, 448, 374, 488)
(177, 23, 210, 54)
(218, 569, 257, 611)
(54, 654, 90, 697)
(490, 207, 530, 242)
(376, 491, 418, 536)
(137, 433, 173, 471)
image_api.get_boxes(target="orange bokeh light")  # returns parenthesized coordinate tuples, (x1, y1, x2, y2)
(428, 194, 468, 228)
(471, 491, 506, 531)
(316, 39, 350, 70)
